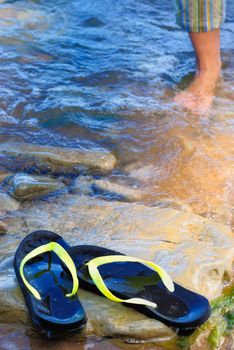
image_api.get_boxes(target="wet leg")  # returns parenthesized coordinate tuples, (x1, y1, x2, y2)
(174, 29, 221, 114)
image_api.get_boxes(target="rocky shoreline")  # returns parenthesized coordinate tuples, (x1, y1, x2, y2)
(0, 142, 233, 349)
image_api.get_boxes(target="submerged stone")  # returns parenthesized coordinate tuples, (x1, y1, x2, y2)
(72, 176, 143, 202)
(0, 191, 20, 212)
(124, 163, 157, 182)
(5, 173, 65, 201)
(0, 221, 7, 234)
(71, 175, 94, 195)
(152, 198, 192, 212)
(0, 142, 117, 175)
(92, 179, 143, 202)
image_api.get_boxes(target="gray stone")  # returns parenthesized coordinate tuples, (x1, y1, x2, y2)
(0, 191, 21, 212)
(124, 163, 157, 182)
(0, 172, 12, 183)
(72, 176, 143, 202)
(0, 221, 7, 234)
(0, 215, 27, 235)
(6, 173, 65, 201)
(0, 142, 117, 175)
(152, 198, 192, 212)
(71, 175, 94, 195)
(92, 179, 143, 202)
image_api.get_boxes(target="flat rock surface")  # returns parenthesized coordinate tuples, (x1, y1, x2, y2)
(0, 191, 21, 214)
(0, 246, 174, 340)
(0, 194, 233, 341)
(0, 142, 117, 175)
(20, 195, 234, 300)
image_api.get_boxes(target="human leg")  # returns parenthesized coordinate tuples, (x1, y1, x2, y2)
(174, 0, 226, 113)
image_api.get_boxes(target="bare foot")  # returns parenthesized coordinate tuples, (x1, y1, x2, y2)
(174, 67, 221, 114)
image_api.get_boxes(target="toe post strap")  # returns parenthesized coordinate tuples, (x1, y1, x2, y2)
(86, 255, 175, 308)
(19, 242, 79, 300)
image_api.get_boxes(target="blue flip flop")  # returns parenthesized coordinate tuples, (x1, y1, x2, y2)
(14, 231, 87, 337)
(68, 244, 211, 332)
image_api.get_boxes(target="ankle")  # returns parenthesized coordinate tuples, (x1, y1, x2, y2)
(189, 65, 221, 94)
(197, 60, 222, 76)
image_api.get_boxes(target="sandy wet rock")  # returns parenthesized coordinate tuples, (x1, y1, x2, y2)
(0, 142, 117, 175)
(20, 195, 234, 300)
(4, 173, 65, 201)
(0, 172, 11, 183)
(92, 179, 143, 202)
(133, 131, 234, 228)
(71, 175, 94, 195)
(0, 191, 20, 213)
(124, 163, 157, 182)
(72, 176, 143, 202)
(0, 221, 7, 233)
(0, 195, 233, 341)
(0, 252, 175, 341)
(79, 289, 175, 340)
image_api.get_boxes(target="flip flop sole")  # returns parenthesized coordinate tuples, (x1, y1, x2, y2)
(14, 230, 87, 337)
(69, 245, 210, 332)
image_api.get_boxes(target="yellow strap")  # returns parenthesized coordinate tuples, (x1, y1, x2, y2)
(86, 255, 175, 308)
(19, 242, 79, 300)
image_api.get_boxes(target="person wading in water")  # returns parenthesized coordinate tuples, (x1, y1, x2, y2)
(174, 0, 225, 113)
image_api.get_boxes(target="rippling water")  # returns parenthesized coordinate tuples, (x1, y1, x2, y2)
(2, 0, 233, 222)
(0, 0, 234, 348)
(0, 0, 233, 143)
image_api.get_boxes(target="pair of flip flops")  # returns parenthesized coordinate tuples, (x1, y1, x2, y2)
(14, 230, 211, 337)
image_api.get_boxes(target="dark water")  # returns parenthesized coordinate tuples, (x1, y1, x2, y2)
(0, 0, 234, 348)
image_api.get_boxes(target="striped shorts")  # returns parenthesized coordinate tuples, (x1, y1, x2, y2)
(175, 0, 226, 32)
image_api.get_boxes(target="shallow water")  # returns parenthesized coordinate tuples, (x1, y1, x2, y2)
(1, 0, 234, 224)
(0, 0, 233, 348)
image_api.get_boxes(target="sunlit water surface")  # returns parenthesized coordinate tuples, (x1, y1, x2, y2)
(0, 0, 233, 348)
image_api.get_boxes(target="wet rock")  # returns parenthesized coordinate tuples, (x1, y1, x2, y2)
(0, 142, 117, 175)
(0, 215, 27, 235)
(0, 172, 12, 183)
(124, 163, 156, 182)
(0, 191, 20, 212)
(79, 289, 175, 340)
(0, 221, 7, 234)
(0, 255, 175, 341)
(22, 195, 234, 300)
(0, 195, 233, 342)
(0, 267, 28, 325)
(152, 197, 192, 212)
(92, 179, 143, 202)
(175, 134, 195, 156)
(71, 175, 94, 195)
(72, 176, 143, 202)
(5, 174, 65, 201)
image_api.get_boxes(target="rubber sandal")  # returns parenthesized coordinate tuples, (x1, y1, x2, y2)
(14, 230, 87, 337)
(68, 245, 211, 332)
